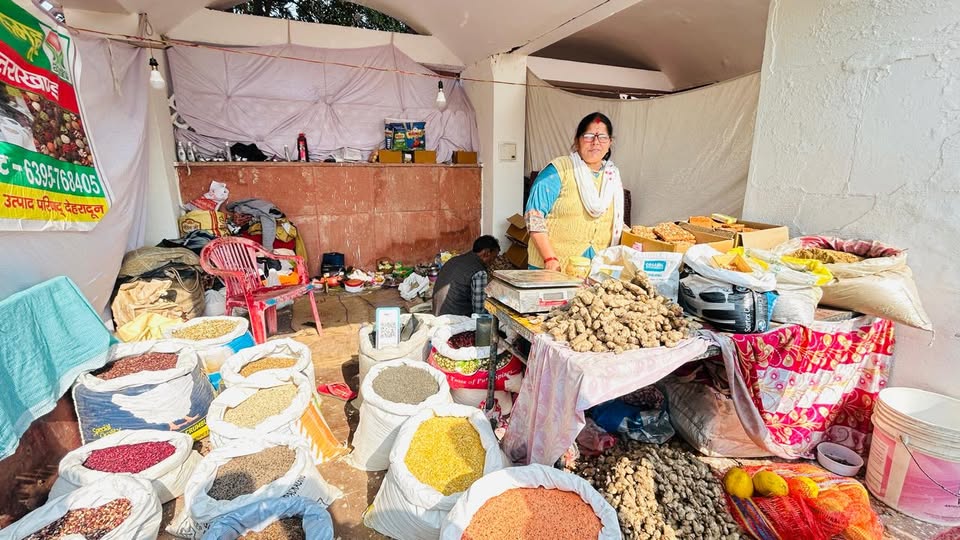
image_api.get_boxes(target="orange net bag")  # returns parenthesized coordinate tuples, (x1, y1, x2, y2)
(725, 463, 884, 540)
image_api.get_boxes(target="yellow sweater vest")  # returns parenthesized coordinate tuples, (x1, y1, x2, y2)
(528, 156, 615, 269)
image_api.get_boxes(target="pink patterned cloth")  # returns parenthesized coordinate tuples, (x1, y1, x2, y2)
(502, 335, 710, 465)
(709, 315, 895, 459)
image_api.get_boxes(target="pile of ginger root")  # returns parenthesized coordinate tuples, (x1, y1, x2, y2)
(542, 274, 689, 352)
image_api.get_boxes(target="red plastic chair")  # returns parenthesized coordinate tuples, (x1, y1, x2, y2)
(200, 237, 322, 344)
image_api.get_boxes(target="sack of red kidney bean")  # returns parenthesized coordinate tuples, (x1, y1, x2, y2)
(50, 430, 202, 504)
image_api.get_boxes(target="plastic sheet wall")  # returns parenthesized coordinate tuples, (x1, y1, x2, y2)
(525, 71, 760, 224)
(167, 43, 479, 163)
(0, 35, 150, 315)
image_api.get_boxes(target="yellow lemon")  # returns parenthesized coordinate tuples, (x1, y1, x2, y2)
(786, 476, 820, 499)
(723, 467, 754, 498)
(752, 470, 789, 497)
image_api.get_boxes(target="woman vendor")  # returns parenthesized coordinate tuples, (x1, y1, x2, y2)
(525, 112, 626, 271)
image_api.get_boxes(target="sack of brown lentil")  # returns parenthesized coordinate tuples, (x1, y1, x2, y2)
(439, 464, 621, 540)
(364, 404, 507, 540)
(0, 475, 162, 540)
(201, 496, 334, 540)
(164, 316, 256, 374)
(72, 341, 216, 443)
(220, 338, 316, 390)
(50, 429, 202, 504)
(348, 358, 453, 472)
(167, 435, 342, 540)
(207, 372, 347, 465)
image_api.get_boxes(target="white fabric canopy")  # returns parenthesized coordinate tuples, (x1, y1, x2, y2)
(167, 43, 478, 163)
(525, 71, 760, 224)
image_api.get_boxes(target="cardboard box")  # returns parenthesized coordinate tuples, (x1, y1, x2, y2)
(679, 220, 788, 250)
(378, 150, 402, 163)
(504, 243, 528, 269)
(412, 150, 436, 163)
(505, 213, 529, 246)
(453, 150, 478, 164)
(620, 227, 732, 254)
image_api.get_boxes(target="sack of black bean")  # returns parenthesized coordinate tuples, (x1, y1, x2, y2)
(164, 316, 255, 374)
(72, 341, 216, 443)
(0, 475, 162, 540)
(364, 404, 507, 540)
(207, 372, 346, 465)
(167, 435, 342, 540)
(348, 358, 452, 472)
(201, 496, 334, 540)
(220, 338, 316, 390)
(49, 429, 202, 504)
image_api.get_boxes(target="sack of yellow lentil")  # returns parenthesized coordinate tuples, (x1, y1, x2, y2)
(220, 338, 315, 390)
(440, 464, 621, 540)
(364, 404, 507, 540)
(348, 358, 453, 471)
(206, 372, 347, 465)
(164, 316, 255, 374)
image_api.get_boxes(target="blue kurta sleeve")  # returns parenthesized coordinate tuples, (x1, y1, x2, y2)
(525, 164, 562, 217)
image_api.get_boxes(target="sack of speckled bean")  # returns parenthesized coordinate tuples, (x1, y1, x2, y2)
(167, 435, 342, 540)
(364, 404, 507, 540)
(348, 358, 452, 472)
(428, 320, 524, 391)
(164, 316, 255, 375)
(201, 496, 334, 540)
(207, 372, 346, 465)
(220, 338, 316, 390)
(50, 429, 201, 504)
(72, 340, 216, 443)
(0, 475, 162, 540)
(440, 464, 622, 540)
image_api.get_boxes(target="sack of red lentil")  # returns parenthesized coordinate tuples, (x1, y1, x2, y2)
(364, 404, 507, 540)
(49, 429, 202, 504)
(201, 496, 334, 540)
(427, 320, 524, 391)
(167, 435, 342, 540)
(164, 316, 256, 374)
(72, 341, 216, 443)
(348, 358, 453, 472)
(220, 338, 316, 390)
(0, 475, 162, 540)
(440, 464, 622, 540)
(207, 372, 347, 465)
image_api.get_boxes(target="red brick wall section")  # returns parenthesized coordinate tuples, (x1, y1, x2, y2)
(177, 163, 483, 276)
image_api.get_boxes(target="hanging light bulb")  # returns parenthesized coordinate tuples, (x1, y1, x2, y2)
(435, 80, 447, 111)
(149, 56, 165, 90)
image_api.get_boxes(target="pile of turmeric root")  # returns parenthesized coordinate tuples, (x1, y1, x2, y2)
(543, 274, 689, 352)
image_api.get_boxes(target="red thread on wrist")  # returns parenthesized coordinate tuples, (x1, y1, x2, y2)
(544, 257, 559, 264)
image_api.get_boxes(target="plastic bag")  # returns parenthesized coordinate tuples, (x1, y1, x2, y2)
(439, 464, 621, 540)
(50, 429, 201, 504)
(364, 404, 507, 540)
(348, 359, 452, 472)
(683, 244, 777, 292)
(590, 246, 683, 301)
(0, 476, 162, 540)
(164, 316, 256, 373)
(220, 338, 316, 390)
(591, 397, 675, 444)
(201, 497, 334, 540)
(203, 289, 226, 317)
(399, 273, 430, 301)
(358, 314, 437, 386)
(679, 273, 779, 333)
(207, 372, 345, 465)
(167, 435, 342, 540)
(72, 341, 215, 443)
(576, 418, 617, 457)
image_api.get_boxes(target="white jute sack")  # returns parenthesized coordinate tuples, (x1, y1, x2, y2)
(743, 246, 829, 326)
(201, 497, 334, 540)
(164, 316, 255, 373)
(50, 429, 201, 504)
(439, 464, 622, 539)
(683, 244, 777, 292)
(358, 313, 437, 386)
(0, 476, 162, 540)
(364, 404, 507, 540)
(167, 435, 342, 540)
(220, 338, 315, 389)
(347, 358, 452, 472)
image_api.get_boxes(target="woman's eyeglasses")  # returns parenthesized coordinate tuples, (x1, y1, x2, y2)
(581, 133, 611, 143)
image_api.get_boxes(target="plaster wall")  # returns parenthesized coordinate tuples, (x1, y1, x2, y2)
(744, 0, 960, 397)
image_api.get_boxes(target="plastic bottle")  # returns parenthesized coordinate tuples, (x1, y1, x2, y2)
(176, 141, 187, 162)
(224, 141, 233, 162)
(283, 144, 291, 162)
(297, 133, 309, 162)
(186, 142, 196, 162)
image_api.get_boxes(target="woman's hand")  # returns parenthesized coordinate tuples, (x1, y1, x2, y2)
(544, 258, 561, 272)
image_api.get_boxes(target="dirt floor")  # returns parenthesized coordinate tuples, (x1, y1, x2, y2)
(155, 288, 951, 540)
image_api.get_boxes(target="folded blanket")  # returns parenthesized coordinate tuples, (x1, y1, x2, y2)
(0, 277, 112, 458)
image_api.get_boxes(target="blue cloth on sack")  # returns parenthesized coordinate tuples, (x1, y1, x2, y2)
(0, 277, 113, 458)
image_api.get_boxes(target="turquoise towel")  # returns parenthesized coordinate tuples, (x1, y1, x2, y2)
(0, 276, 112, 458)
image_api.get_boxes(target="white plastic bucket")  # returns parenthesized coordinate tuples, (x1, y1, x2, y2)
(865, 387, 960, 526)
